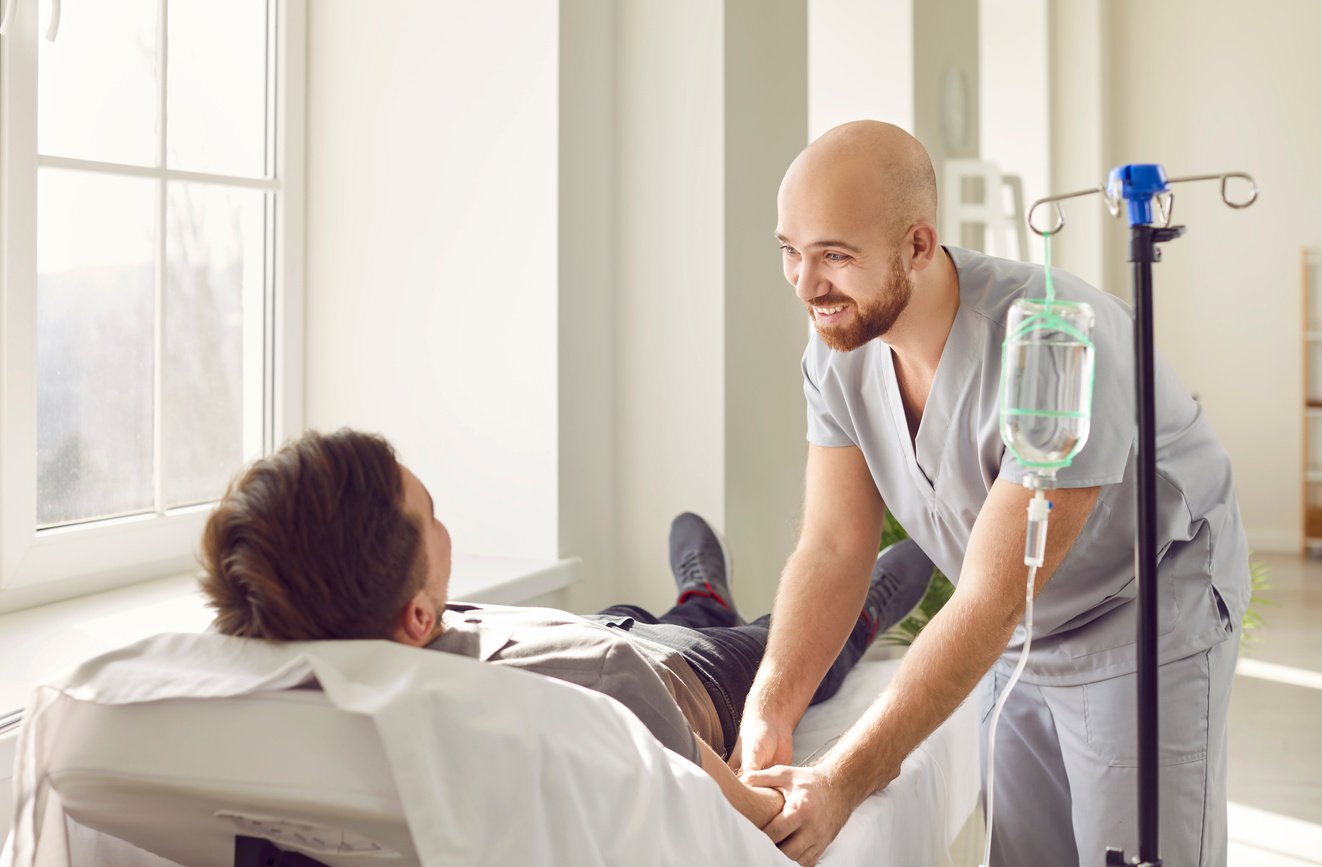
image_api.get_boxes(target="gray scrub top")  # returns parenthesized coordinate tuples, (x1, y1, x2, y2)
(803, 246, 1249, 685)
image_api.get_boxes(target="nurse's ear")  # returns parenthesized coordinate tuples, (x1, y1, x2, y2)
(906, 221, 940, 273)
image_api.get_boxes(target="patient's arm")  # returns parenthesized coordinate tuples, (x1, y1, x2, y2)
(697, 736, 784, 828)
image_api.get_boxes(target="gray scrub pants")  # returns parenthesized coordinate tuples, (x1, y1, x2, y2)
(978, 636, 1239, 867)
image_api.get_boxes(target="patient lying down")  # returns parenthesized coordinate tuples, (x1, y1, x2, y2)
(197, 429, 932, 834)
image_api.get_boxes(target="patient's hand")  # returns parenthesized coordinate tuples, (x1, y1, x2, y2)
(743, 779, 787, 830)
(696, 736, 786, 830)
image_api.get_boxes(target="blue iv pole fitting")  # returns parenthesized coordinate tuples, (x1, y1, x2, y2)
(1110, 164, 1186, 265)
(1107, 163, 1169, 227)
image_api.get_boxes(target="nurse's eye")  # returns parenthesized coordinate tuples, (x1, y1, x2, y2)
(824, 251, 851, 263)
(779, 245, 799, 257)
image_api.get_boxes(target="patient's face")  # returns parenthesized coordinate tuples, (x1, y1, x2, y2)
(400, 465, 452, 620)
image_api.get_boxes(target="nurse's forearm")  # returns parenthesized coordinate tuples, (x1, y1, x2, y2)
(746, 546, 874, 729)
(820, 581, 1020, 805)
(816, 480, 1097, 802)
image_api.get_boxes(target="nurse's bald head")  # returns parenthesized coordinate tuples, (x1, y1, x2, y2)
(778, 121, 937, 245)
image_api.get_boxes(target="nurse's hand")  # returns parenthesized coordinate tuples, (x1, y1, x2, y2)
(730, 712, 793, 772)
(742, 763, 857, 866)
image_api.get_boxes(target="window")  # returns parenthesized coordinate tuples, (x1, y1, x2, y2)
(0, 0, 305, 606)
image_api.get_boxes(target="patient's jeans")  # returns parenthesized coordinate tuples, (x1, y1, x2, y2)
(589, 598, 874, 757)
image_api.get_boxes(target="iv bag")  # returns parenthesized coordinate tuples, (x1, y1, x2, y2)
(1000, 299, 1096, 475)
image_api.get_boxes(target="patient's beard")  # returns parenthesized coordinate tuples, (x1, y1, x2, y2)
(810, 250, 912, 352)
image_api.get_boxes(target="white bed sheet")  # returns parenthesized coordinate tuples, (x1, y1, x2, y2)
(2, 634, 979, 867)
(793, 656, 981, 866)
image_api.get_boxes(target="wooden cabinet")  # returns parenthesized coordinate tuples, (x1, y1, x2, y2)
(1304, 248, 1322, 552)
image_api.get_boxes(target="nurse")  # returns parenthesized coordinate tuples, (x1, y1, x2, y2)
(736, 120, 1249, 867)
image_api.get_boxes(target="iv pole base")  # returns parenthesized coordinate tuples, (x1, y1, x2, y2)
(1105, 847, 1162, 867)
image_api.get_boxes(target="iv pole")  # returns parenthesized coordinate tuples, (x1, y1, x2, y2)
(1025, 166, 1257, 867)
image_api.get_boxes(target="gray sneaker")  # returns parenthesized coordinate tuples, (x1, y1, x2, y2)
(860, 539, 934, 643)
(669, 512, 745, 626)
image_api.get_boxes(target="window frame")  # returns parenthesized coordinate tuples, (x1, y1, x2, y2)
(0, 0, 305, 611)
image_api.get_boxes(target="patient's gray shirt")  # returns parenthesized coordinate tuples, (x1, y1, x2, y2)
(427, 603, 719, 764)
(802, 245, 1250, 684)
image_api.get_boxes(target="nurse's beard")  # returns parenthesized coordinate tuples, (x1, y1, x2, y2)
(810, 250, 913, 352)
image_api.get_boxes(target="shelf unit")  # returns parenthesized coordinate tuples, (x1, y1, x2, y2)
(1304, 248, 1322, 552)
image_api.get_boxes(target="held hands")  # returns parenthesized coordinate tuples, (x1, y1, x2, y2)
(734, 710, 898, 866)
(731, 711, 846, 866)
(741, 762, 856, 867)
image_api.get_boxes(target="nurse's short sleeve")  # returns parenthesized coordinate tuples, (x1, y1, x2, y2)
(803, 351, 855, 447)
(998, 308, 1133, 490)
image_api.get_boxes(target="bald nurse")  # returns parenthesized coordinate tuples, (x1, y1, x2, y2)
(735, 121, 1249, 866)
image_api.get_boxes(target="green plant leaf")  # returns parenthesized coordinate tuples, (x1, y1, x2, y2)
(877, 511, 952, 647)
(1241, 553, 1273, 648)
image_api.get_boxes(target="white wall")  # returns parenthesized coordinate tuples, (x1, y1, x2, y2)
(609, 0, 810, 616)
(1046, 0, 1110, 290)
(304, 1, 560, 561)
(305, 0, 1309, 592)
(1103, 0, 1322, 552)
(980, 0, 1049, 263)
(610, 0, 727, 609)
(306, 1, 811, 615)
(558, 0, 617, 611)
(724, 0, 812, 617)
(808, 0, 913, 138)
(913, 0, 979, 172)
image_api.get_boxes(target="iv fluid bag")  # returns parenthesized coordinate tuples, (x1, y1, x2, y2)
(1000, 299, 1096, 472)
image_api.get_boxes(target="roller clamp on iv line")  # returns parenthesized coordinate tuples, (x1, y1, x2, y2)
(984, 165, 1256, 867)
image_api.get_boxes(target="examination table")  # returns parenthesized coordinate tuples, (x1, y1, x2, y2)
(2, 631, 979, 866)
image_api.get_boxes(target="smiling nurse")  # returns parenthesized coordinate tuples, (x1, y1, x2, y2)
(737, 120, 1249, 867)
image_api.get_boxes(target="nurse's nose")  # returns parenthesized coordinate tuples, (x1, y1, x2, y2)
(795, 257, 830, 304)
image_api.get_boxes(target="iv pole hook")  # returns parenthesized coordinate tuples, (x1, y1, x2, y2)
(1025, 171, 1257, 237)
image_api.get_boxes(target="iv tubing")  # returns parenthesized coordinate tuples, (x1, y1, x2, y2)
(1043, 231, 1055, 303)
(980, 568, 1034, 867)
(981, 488, 1049, 867)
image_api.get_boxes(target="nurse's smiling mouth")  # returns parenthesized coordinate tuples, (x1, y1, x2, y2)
(811, 302, 851, 325)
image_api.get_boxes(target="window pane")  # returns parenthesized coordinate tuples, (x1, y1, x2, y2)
(37, 171, 157, 527)
(38, 0, 159, 166)
(167, 0, 269, 177)
(163, 184, 264, 508)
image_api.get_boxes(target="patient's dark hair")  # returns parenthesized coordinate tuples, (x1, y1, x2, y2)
(200, 428, 426, 641)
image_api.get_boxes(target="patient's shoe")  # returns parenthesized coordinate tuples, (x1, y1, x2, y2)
(860, 539, 934, 644)
(669, 512, 746, 626)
